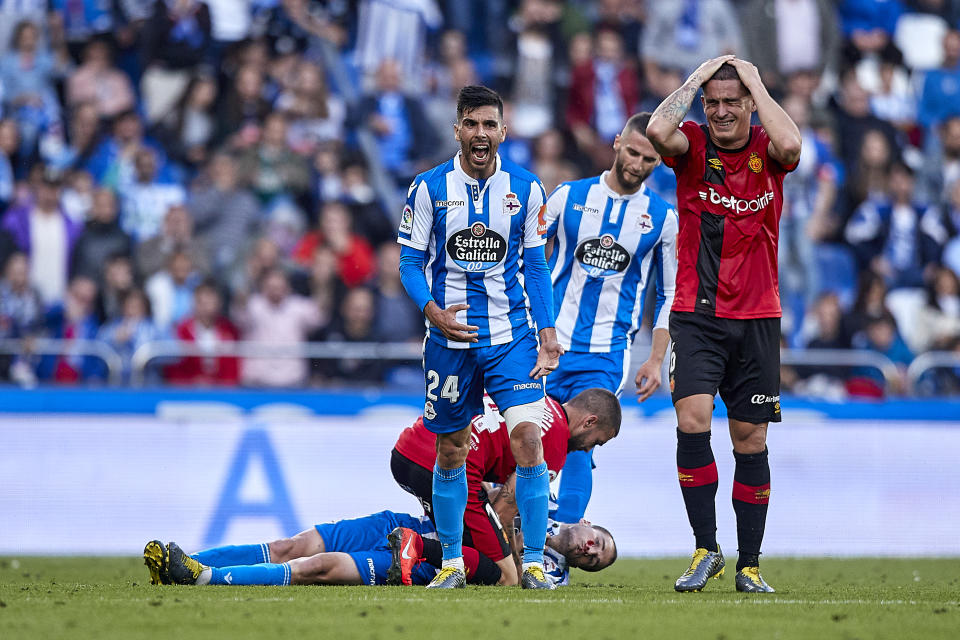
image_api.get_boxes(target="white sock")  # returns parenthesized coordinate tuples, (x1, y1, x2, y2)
(441, 557, 465, 572)
(522, 561, 544, 572)
(195, 568, 212, 585)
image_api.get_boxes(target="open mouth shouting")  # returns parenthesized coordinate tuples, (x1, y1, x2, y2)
(470, 142, 490, 165)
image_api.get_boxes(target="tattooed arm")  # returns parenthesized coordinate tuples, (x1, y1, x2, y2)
(647, 55, 735, 157)
(491, 473, 523, 576)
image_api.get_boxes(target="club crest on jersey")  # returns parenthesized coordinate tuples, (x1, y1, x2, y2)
(748, 152, 763, 174)
(399, 204, 413, 234)
(503, 192, 522, 216)
(424, 401, 437, 420)
(575, 233, 631, 277)
(636, 213, 654, 234)
(446, 222, 507, 272)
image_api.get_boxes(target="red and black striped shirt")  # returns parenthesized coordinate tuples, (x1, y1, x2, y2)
(662, 122, 797, 319)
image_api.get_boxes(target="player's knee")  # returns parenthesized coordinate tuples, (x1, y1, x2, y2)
(267, 537, 300, 563)
(289, 555, 331, 584)
(731, 423, 767, 453)
(435, 433, 469, 467)
(509, 423, 543, 466)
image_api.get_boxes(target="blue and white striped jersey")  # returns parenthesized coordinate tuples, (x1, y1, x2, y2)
(398, 152, 548, 348)
(545, 173, 678, 352)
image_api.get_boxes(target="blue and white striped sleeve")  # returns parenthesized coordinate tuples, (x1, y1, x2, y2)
(652, 209, 679, 332)
(397, 179, 433, 250)
(543, 183, 570, 241)
(523, 180, 548, 248)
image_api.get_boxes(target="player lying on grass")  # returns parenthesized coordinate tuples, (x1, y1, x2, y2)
(391, 387, 621, 584)
(143, 508, 615, 587)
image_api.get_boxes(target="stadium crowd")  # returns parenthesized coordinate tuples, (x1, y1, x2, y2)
(1, 0, 960, 396)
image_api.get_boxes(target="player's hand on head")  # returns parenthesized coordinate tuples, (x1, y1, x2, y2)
(426, 302, 479, 342)
(694, 54, 735, 81)
(730, 58, 763, 89)
(635, 359, 663, 402)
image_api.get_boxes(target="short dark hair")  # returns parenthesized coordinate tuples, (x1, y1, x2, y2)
(580, 525, 617, 572)
(622, 112, 653, 137)
(705, 63, 747, 93)
(567, 388, 622, 436)
(456, 86, 503, 122)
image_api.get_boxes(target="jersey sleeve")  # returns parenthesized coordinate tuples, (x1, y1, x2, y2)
(541, 401, 569, 479)
(543, 183, 571, 240)
(524, 179, 548, 248)
(397, 179, 434, 250)
(659, 121, 702, 172)
(652, 208, 679, 331)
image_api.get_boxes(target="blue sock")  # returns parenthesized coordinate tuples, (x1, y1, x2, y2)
(432, 464, 467, 561)
(192, 543, 271, 567)
(516, 462, 549, 565)
(210, 563, 291, 586)
(555, 449, 594, 522)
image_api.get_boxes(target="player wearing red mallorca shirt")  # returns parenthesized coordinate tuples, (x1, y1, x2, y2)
(647, 56, 801, 594)
(391, 388, 620, 584)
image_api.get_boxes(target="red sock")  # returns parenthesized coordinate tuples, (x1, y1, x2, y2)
(462, 546, 480, 578)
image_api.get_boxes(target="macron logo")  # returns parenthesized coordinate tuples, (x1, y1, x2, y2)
(512, 382, 542, 391)
(699, 187, 774, 214)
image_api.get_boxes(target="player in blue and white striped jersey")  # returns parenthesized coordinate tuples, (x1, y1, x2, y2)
(397, 86, 564, 590)
(543, 112, 679, 523)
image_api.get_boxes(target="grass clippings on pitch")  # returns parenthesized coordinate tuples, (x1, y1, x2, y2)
(1, 556, 958, 640)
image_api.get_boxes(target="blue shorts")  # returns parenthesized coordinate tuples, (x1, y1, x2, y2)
(421, 329, 544, 434)
(314, 510, 436, 586)
(546, 349, 631, 403)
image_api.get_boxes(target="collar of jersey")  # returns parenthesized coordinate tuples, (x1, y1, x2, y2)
(453, 151, 502, 188)
(599, 170, 647, 201)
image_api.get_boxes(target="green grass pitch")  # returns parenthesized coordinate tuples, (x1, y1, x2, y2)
(1, 556, 958, 640)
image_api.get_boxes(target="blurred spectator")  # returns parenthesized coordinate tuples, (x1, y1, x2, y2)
(66, 39, 136, 120)
(60, 168, 95, 223)
(145, 250, 200, 332)
(738, 0, 839, 90)
(0, 119, 18, 210)
(233, 266, 322, 387)
(251, 0, 346, 58)
(188, 153, 259, 272)
(844, 162, 939, 289)
(852, 311, 913, 394)
(310, 286, 382, 384)
(84, 109, 172, 190)
(217, 63, 271, 147)
(49, 0, 117, 59)
(0, 20, 71, 154)
(236, 111, 311, 205)
(352, 0, 442, 86)
(918, 115, 960, 205)
(71, 188, 133, 283)
(837, 0, 905, 72)
(0, 251, 44, 337)
(372, 242, 423, 342)
(917, 29, 960, 132)
(229, 235, 283, 303)
(932, 179, 960, 269)
(99, 253, 135, 323)
(42, 101, 101, 173)
(532, 128, 578, 196)
(642, 0, 743, 78)
(153, 71, 219, 169)
(1, 169, 81, 306)
(843, 128, 895, 220)
(831, 71, 900, 178)
(139, 0, 212, 124)
(165, 279, 240, 385)
(566, 27, 639, 170)
(0, 1, 48, 58)
(338, 159, 394, 245)
(137, 203, 209, 280)
(866, 48, 916, 134)
(909, 265, 960, 352)
(118, 148, 187, 243)
(37, 274, 105, 383)
(205, 0, 252, 58)
(97, 286, 164, 382)
(780, 94, 844, 337)
(800, 291, 852, 349)
(846, 269, 895, 339)
(356, 58, 440, 186)
(277, 60, 346, 155)
(291, 201, 376, 287)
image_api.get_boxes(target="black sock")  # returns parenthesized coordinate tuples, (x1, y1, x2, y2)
(676, 429, 718, 551)
(421, 537, 443, 567)
(732, 447, 770, 571)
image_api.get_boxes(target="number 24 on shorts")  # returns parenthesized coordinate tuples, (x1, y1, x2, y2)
(426, 370, 460, 403)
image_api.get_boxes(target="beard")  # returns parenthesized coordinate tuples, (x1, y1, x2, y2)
(614, 157, 647, 190)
